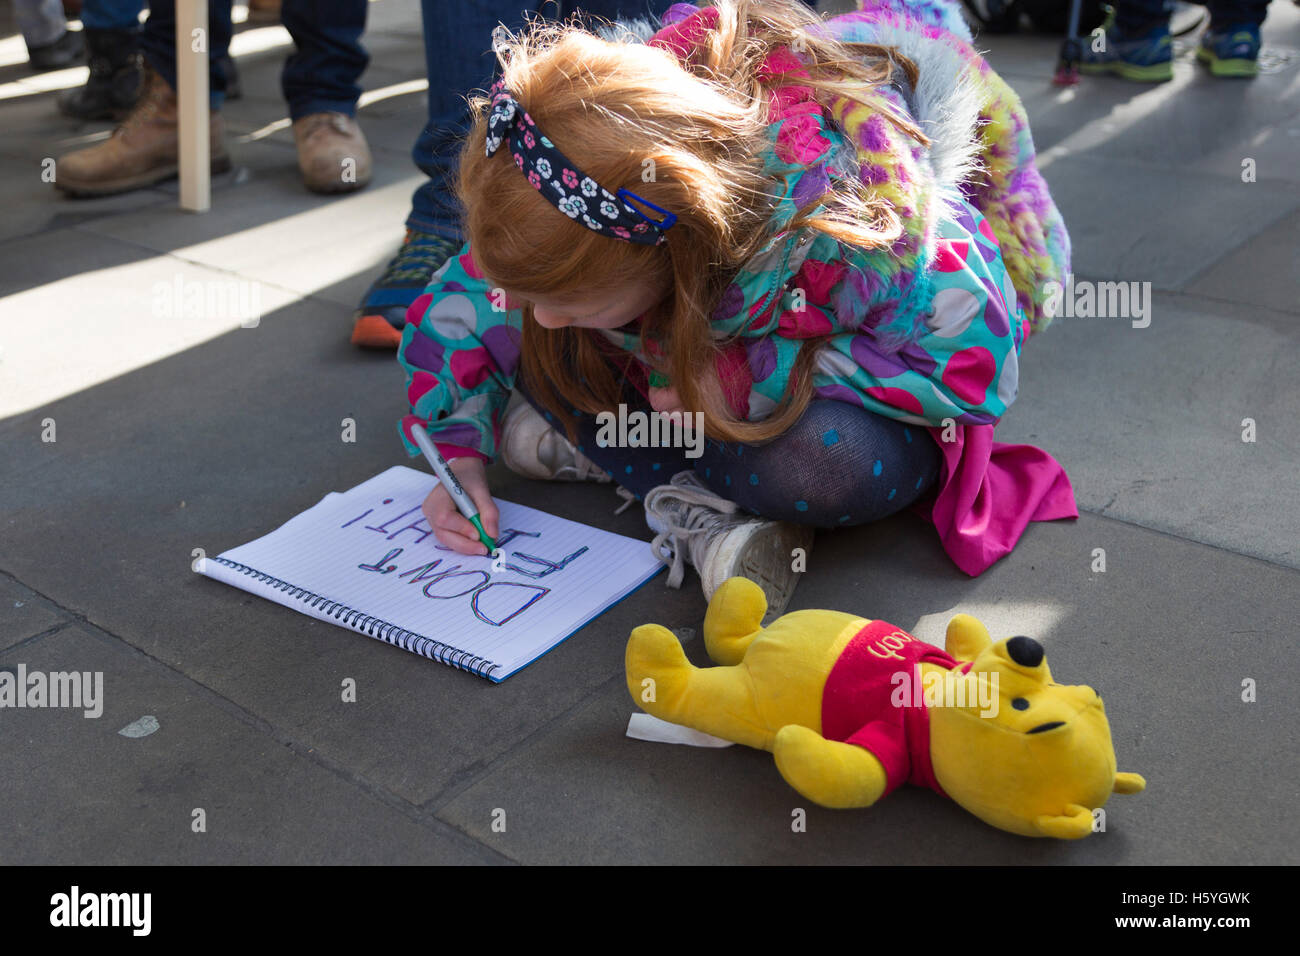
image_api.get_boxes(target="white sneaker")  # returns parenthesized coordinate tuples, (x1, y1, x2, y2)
(643, 471, 812, 621)
(500, 393, 612, 482)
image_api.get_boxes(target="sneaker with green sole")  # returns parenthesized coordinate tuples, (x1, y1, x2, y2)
(351, 230, 461, 349)
(1080, 22, 1174, 82)
(1197, 24, 1262, 77)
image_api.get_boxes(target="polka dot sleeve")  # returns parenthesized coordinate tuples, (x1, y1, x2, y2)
(396, 245, 523, 462)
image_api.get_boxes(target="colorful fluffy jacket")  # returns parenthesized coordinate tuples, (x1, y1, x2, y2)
(398, 0, 1078, 574)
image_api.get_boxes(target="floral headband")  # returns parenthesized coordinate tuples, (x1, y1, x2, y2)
(484, 81, 677, 246)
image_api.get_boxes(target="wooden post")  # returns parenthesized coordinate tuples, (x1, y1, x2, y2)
(176, 0, 211, 213)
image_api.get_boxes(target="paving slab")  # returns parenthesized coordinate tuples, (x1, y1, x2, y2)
(0, 295, 704, 807)
(997, 292, 1300, 569)
(1184, 210, 1300, 316)
(78, 173, 422, 309)
(1040, 154, 1298, 290)
(1015, 52, 1300, 162)
(0, 623, 502, 864)
(966, 8, 1300, 292)
(0, 575, 67, 652)
(1188, 111, 1300, 188)
(436, 510, 1298, 865)
(0, 226, 302, 419)
(0, 223, 154, 299)
(1, 0, 1297, 867)
(0, 91, 319, 246)
(0, 90, 177, 244)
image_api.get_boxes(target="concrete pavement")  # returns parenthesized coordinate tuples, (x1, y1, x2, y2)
(1, 0, 1297, 864)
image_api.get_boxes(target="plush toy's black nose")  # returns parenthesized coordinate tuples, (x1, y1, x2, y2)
(1006, 636, 1044, 668)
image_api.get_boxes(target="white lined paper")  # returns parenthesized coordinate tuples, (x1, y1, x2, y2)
(200, 466, 663, 681)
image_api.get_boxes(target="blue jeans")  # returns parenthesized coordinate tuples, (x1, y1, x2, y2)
(136, 0, 368, 114)
(408, 0, 673, 239)
(16, 0, 67, 48)
(138, 0, 233, 108)
(80, 0, 144, 32)
(1117, 0, 1272, 31)
(280, 0, 370, 119)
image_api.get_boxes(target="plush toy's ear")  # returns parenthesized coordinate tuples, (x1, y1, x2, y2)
(1113, 772, 1146, 794)
(1034, 804, 1096, 839)
(945, 614, 992, 661)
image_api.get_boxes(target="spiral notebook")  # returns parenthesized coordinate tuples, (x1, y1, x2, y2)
(199, 466, 664, 681)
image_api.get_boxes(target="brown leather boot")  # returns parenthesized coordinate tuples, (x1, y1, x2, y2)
(292, 112, 372, 195)
(55, 68, 231, 198)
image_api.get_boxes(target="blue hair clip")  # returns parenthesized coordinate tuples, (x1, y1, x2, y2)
(617, 189, 679, 232)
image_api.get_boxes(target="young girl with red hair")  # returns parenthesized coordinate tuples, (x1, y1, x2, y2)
(399, 0, 1076, 616)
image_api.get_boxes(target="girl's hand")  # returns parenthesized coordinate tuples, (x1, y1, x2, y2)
(648, 384, 686, 423)
(421, 455, 500, 556)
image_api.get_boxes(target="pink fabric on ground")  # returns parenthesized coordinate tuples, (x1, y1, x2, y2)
(917, 425, 1078, 576)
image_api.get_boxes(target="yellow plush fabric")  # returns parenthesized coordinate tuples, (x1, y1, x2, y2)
(626, 576, 1145, 839)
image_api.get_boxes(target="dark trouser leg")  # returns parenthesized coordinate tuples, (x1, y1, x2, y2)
(1115, 0, 1174, 32)
(279, 0, 370, 120)
(514, 379, 941, 530)
(138, 0, 233, 107)
(82, 0, 145, 31)
(407, 0, 670, 238)
(1206, 0, 1272, 28)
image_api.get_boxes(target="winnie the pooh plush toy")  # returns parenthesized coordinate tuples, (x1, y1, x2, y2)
(625, 577, 1145, 838)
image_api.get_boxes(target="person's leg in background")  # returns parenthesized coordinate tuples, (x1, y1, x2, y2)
(350, 0, 527, 348)
(1205, 0, 1274, 27)
(246, 0, 282, 24)
(137, 0, 233, 106)
(351, 0, 672, 349)
(16, 0, 81, 71)
(1111, 0, 1176, 32)
(280, 0, 374, 194)
(1199, 0, 1273, 76)
(59, 0, 146, 119)
(54, 0, 234, 197)
(1081, 0, 1177, 81)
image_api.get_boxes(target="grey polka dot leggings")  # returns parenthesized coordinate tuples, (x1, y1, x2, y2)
(516, 379, 942, 530)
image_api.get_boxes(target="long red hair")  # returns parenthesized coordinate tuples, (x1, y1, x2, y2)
(456, 0, 924, 444)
